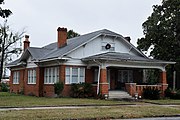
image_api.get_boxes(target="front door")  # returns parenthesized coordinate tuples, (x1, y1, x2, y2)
(118, 70, 133, 90)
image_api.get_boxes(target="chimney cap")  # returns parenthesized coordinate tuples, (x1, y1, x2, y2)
(125, 36, 131, 42)
(25, 35, 29, 39)
(57, 27, 67, 32)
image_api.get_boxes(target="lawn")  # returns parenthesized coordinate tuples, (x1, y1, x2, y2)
(0, 92, 134, 107)
(143, 99, 180, 105)
(0, 106, 179, 119)
(0, 92, 180, 119)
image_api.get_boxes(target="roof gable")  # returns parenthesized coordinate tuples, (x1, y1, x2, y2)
(41, 29, 146, 60)
(8, 29, 149, 66)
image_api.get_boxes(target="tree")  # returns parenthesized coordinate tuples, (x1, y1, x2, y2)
(67, 30, 80, 39)
(137, 0, 180, 88)
(0, 0, 12, 18)
(0, 21, 24, 82)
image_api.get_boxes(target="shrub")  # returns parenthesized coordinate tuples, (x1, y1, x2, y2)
(54, 82, 64, 97)
(143, 87, 160, 100)
(165, 88, 180, 99)
(71, 83, 94, 98)
(0, 83, 9, 92)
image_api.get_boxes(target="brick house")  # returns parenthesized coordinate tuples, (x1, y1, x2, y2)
(7, 27, 175, 97)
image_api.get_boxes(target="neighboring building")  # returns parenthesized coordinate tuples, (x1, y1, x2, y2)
(7, 27, 175, 97)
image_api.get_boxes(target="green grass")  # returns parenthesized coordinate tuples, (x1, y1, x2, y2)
(0, 92, 134, 107)
(0, 92, 180, 119)
(143, 99, 180, 105)
(0, 106, 179, 119)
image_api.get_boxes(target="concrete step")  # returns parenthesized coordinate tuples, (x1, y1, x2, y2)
(108, 90, 134, 100)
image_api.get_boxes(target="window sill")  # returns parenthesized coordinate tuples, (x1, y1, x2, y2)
(65, 83, 85, 85)
(27, 83, 36, 85)
(13, 83, 19, 85)
(44, 83, 55, 85)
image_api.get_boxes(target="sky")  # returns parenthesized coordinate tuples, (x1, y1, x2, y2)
(2, 0, 161, 47)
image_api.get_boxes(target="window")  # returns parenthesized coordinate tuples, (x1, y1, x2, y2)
(118, 70, 133, 83)
(65, 67, 85, 84)
(102, 42, 115, 51)
(72, 68, 78, 83)
(28, 69, 36, 84)
(13, 71, 20, 84)
(44, 67, 59, 84)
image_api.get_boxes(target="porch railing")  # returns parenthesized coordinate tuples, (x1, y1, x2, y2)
(136, 84, 162, 96)
(125, 83, 163, 97)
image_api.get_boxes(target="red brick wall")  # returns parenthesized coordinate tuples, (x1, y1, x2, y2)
(59, 65, 72, 97)
(57, 27, 67, 48)
(43, 85, 55, 97)
(10, 65, 99, 97)
(125, 83, 136, 96)
(24, 68, 41, 96)
(99, 69, 109, 95)
(38, 67, 44, 97)
(85, 68, 94, 83)
(10, 69, 24, 93)
(160, 71, 167, 84)
(42, 65, 86, 97)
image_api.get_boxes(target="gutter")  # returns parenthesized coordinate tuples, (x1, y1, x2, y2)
(38, 56, 67, 63)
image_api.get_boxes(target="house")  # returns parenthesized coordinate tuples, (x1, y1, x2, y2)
(7, 27, 175, 97)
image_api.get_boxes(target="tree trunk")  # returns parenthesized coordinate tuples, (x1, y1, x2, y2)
(0, 28, 6, 82)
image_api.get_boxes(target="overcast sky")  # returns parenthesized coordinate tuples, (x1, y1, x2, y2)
(3, 0, 161, 47)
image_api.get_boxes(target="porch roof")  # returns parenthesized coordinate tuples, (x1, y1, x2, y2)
(82, 52, 175, 64)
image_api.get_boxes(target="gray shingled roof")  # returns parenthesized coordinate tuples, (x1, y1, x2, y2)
(27, 47, 51, 60)
(82, 52, 171, 63)
(8, 29, 157, 67)
(42, 29, 124, 60)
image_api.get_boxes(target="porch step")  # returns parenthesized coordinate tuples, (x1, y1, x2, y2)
(108, 90, 134, 100)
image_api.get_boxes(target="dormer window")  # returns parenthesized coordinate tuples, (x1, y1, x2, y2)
(102, 42, 115, 51)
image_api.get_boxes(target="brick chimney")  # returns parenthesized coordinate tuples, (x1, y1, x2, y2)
(57, 27, 67, 48)
(125, 36, 131, 42)
(23, 35, 30, 51)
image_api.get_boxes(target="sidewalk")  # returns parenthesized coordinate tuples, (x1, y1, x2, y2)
(0, 103, 179, 111)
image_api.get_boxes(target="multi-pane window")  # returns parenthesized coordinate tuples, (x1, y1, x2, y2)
(65, 67, 85, 84)
(13, 71, 20, 84)
(101, 42, 115, 51)
(28, 69, 36, 84)
(44, 67, 59, 84)
(118, 70, 133, 83)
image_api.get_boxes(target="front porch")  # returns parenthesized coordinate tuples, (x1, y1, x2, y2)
(82, 52, 174, 99)
(90, 66, 168, 98)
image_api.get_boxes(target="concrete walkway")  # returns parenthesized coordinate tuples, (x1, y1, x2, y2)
(125, 117, 180, 120)
(0, 104, 179, 111)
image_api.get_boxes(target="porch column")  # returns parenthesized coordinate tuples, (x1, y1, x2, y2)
(160, 71, 168, 97)
(99, 68, 109, 96)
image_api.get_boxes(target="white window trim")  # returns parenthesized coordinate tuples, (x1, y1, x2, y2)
(44, 67, 59, 84)
(65, 67, 85, 84)
(28, 69, 36, 84)
(13, 71, 20, 84)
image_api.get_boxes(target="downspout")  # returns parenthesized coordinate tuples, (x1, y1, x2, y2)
(97, 65, 101, 95)
(93, 59, 101, 95)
